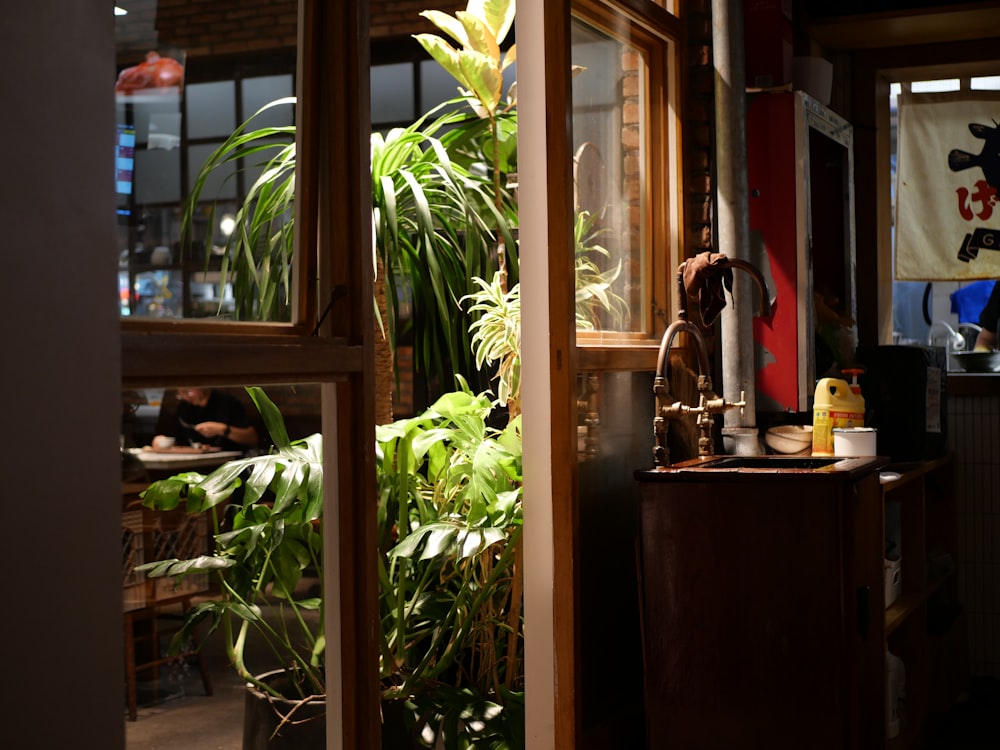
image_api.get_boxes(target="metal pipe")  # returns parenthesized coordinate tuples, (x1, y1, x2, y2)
(711, 0, 758, 436)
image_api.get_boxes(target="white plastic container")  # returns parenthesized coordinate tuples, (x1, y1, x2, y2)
(833, 427, 877, 457)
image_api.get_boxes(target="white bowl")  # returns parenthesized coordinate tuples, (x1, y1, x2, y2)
(765, 425, 812, 454)
(152, 435, 176, 450)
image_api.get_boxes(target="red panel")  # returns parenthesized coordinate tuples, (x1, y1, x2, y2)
(748, 92, 800, 412)
(743, 0, 793, 88)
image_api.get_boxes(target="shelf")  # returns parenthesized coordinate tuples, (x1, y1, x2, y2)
(885, 574, 950, 636)
(882, 455, 951, 495)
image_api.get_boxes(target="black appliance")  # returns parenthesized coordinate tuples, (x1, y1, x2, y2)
(856, 345, 947, 462)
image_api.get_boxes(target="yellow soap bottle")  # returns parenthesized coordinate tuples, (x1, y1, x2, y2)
(812, 377, 866, 456)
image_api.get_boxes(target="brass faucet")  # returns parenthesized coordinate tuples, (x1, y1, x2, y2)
(651, 256, 771, 466)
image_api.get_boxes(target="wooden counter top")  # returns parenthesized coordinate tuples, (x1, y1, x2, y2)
(946, 373, 1000, 397)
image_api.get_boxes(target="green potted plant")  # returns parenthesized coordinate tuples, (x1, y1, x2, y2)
(136, 387, 326, 748)
(184, 93, 516, 422)
(376, 378, 525, 748)
(137, 381, 524, 748)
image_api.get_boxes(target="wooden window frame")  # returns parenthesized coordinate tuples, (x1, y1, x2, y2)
(572, 0, 684, 373)
(120, 2, 378, 748)
(519, 3, 684, 747)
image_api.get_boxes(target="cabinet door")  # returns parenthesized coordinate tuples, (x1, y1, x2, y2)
(638, 474, 882, 749)
(843, 472, 888, 749)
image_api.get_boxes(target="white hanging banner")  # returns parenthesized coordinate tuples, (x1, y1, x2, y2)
(895, 91, 1000, 280)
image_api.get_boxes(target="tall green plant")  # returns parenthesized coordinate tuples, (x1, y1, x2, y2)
(372, 105, 517, 391)
(183, 95, 516, 397)
(415, 0, 518, 290)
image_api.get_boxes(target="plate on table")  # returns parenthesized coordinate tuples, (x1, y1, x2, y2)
(146, 445, 222, 454)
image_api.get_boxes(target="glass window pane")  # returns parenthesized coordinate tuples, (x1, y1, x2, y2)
(115, 2, 297, 323)
(372, 63, 415, 124)
(419, 60, 456, 113)
(571, 19, 646, 333)
(242, 75, 295, 126)
(135, 147, 181, 204)
(187, 142, 238, 200)
(131, 94, 183, 144)
(971, 76, 1000, 90)
(186, 81, 236, 139)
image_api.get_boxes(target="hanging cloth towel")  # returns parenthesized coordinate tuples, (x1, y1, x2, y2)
(682, 251, 734, 326)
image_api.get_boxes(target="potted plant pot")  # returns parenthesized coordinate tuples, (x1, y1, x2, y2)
(242, 669, 325, 750)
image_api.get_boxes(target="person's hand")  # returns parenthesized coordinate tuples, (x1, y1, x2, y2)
(194, 421, 229, 438)
(974, 328, 998, 352)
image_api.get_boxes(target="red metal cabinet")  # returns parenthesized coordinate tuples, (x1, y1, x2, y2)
(747, 91, 856, 412)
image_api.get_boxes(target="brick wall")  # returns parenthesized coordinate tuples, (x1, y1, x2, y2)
(116, 0, 466, 64)
(116, 0, 297, 64)
(370, 1, 465, 38)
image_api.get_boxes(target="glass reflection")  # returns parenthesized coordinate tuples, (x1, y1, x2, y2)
(115, 2, 297, 321)
(571, 18, 647, 333)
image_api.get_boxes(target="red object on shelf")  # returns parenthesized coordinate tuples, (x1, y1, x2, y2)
(115, 51, 184, 94)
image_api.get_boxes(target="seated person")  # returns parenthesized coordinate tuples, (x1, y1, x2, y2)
(974, 281, 1000, 351)
(154, 387, 259, 452)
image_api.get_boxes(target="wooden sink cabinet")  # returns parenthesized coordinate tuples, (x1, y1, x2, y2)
(635, 455, 963, 749)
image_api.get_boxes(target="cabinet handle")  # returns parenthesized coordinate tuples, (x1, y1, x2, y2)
(856, 585, 871, 640)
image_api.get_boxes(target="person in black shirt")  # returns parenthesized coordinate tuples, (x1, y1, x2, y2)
(974, 281, 1000, 351)
(155, 387, 258, 452)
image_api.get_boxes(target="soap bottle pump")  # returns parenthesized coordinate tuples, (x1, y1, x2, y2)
(842, 367, 865, 397)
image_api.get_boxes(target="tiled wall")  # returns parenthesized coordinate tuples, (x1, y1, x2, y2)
(949, 393, 1000, 678)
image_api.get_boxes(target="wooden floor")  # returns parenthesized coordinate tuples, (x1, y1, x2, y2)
(125, 630, 999, 750)
(929, 677, 1000, 750)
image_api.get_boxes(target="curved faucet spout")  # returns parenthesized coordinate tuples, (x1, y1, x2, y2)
(726, 257, 772, 318)
(674, 254, 773, 322)
(652, 252, 770, 466)
(656, 319, 712, 382)
(927, 320, 965, 350)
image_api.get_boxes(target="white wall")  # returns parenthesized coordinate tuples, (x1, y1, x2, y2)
(0, 2, 124, 746)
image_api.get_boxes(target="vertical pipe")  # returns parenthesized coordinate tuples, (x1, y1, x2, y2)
(712, 0, 759, 440)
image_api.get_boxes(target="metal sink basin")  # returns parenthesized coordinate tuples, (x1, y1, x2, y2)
(635, 454, 888, 482)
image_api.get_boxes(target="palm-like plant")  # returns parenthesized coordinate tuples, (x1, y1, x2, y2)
(183, 97, 296, 321)
(573, 209, 630, 331)
(372, 105, 517, 396)
(183, 94, 517, 416)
